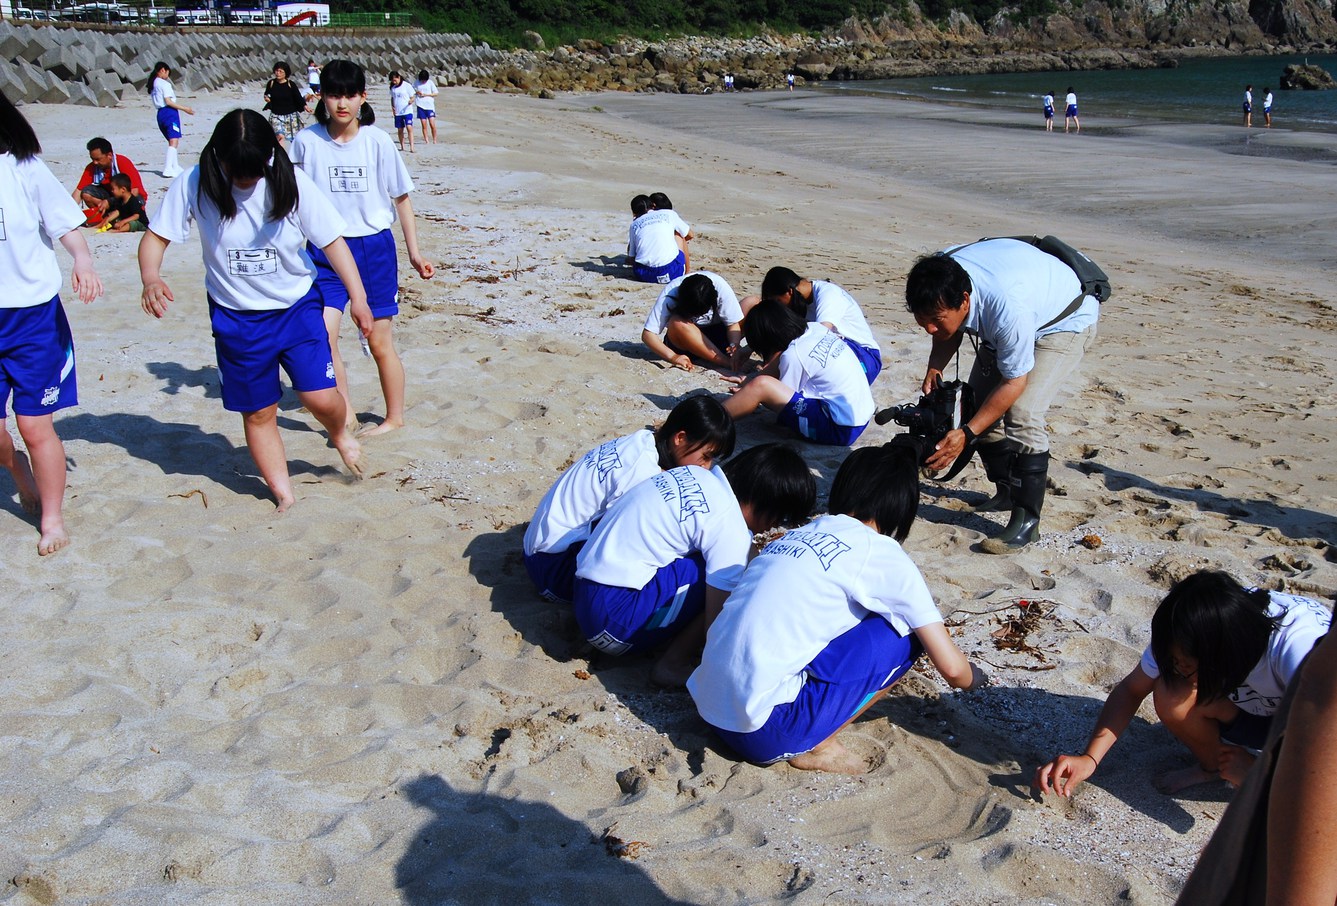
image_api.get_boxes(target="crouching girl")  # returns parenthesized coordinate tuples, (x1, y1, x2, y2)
(524, 395, 735, 605)
(573, 442, 815, 687)
(138, 108, 373, 512)
(1035, 570, 1331, 796)
(689, 444, 987, 773)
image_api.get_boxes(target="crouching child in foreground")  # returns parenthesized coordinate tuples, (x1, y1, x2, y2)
(689, 444, 987, 773)
(573, 442, 815, 687)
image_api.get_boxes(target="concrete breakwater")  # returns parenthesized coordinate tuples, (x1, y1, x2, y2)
(0, 21, 505, 106)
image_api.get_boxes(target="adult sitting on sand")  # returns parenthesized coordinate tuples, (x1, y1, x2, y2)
(627, 193, 692, 284)
(905, 238, 1099, 552)
(690, 445, 987, 773)
(641, 271, 744, 372)
(1034, 570, 1331, 798)
(746, 265, 883, 384)
(71, 137, 146, 225)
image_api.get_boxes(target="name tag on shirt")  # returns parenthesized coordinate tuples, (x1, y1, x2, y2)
(327, 166, 368, 193)
(228, 247, 278, 276)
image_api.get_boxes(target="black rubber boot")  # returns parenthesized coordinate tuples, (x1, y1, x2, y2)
(970, 441, 1018, 513)
(980, 451, 1049, 554)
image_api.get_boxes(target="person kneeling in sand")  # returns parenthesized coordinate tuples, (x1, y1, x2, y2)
(523, 395, 735, 605)
(689, 445, 987, 773)
(627, 194, 692, 284)
(641, 272, 745, 372)
(572, 442, 815, 687)
(1034, 570, 1331, 798)
(722, 299, 873, 446)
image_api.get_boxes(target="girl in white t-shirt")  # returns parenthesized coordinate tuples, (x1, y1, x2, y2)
(138, 108, 373, 513)
(292, 59, 435, 437)
(147, 61, 194, 178)
(689, 444, 985, 773)
(523, 395, 736, 604)
(388, 72, 415, 154)
(0, 90, 103, 555)
(414, 69, 438, 145)
(1036, 570, 1331, 798)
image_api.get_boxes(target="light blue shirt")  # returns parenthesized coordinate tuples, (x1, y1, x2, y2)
(948, 238, 1099, 380)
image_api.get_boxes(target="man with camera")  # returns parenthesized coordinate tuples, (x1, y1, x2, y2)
(904, 238, 1100, 552)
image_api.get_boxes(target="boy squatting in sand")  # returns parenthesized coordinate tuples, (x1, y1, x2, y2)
(523, 395, 735, 605)
(572, 443, 815, 687)
(0, 89, 104, 555)
(723, 299, 874, 446)
(1035, 570, 1331, 797)
(98, 174, 149, 233)
(640, 271, 746, 373)
(138, 108, 372, 512)
(690, 445, 987, 773)
(291, 59, 434, 437)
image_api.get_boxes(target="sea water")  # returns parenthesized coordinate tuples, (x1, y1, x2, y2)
(825, 53, 1337, 133)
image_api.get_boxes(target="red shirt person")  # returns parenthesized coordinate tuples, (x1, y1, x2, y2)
(72, 137, 147, 223)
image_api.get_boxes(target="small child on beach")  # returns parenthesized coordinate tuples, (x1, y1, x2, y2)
(573, 442, 815, 687)
(99, 173, 148, 233)
(389, 72, 416, 153)
(138, 108, 373, 512)
(641, 271, 744, 373)
(524, 395, 735, 604)
(414, 69, 438, 144)
(690, 445, 987, 773)
(0, 89, 103, 555)
(292, 59, 435, 437)
(722, 299, 874, 446)
(1034, 570, 1331, 797)
(749, 265, 883, 384)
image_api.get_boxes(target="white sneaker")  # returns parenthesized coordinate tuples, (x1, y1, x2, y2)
(162, 166, 182, 178)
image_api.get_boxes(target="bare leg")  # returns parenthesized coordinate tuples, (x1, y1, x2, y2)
(242, 405, 296, 512)
(676, 235, 691, 274)
(722, 374, 793, 421)
(1152, 677, 1235, 793)
(322, 306, 358, 431)
(650, 613, 705, 688)
(428, 118, 437, 143)
(0, 421, 39, 514)
(358, 317, 405, 437)
(788, 687, 893, 774)
(297, 387, 363, 479)
(664, 320, 730, 371)
(15, 414, 69, 555)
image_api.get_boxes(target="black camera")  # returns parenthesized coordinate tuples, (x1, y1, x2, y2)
(875, 380, 977, 477)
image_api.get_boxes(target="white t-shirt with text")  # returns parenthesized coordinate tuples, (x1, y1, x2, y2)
(776, 324, 875, 427)
(0, 154, 87, 307)
(642, 270, 742, 335)
(291, 124, 413, 237)
(627, 209, 690, 269)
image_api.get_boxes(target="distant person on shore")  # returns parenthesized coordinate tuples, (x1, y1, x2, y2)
(1034, 570, 1331, 797)
(389, 72, 415, 153)
(0, 89, 104, 556)
(573, 442, 815, 687)
(1064, 87, 1080, 133)
(746, 266, 882, 384)
(724, 73, 734, 92)
(1263, 87, 1273, 128)
(72, 137, 146, 226)
(690, 445, 988, 773)
(904, 238, 1099, 551)
(148, 61, 193, 178)
(1243, 84, 1253, 128)
(787, 72, 795, 91)
(306, 59, 321, 95)
(414, 70, 438, 144)
(262, 61, 309, 148)
(1042, 90, 1055, 131)
(627, 193, 691, 284)
(723, 299, 874, 446)
(523, 395, 735, 604)
(138, 108, 372, 512)
(641, 271, 743, 372)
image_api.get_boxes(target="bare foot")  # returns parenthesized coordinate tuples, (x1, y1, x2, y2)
(275, 492, 296, 515)
(37, 522, 70, 556)
(788, 738, 867, 774)
(356, 419, 402, 439)
(1154, 764, 1222, 794)
(1219, 746, 1256, 787)
(10, 450, 39, 514)
(649, 655, 696, 689)
(333, 433, 364, 478)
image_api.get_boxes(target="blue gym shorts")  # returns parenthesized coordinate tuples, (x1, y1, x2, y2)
(573, 553, 707, 656)
(1221, 710, 1272, 753)
(523, 542, 584, 605)
(712, 614, 923, 765)
(157, 107, 182, 140)
(209, 287, 335, 413)
(0, 295, 77, 418)
(394, 113, 414, 129)
(1066, 104, 1078, 117)
(309, 229, 400, 318)
(778, 392, 866, 446)
(416, 107, 435, 119)
(842, 338, 882, 384)
(633, 251, 686, 285)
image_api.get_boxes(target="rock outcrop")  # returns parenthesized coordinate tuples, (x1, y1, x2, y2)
(1280, 61, 1337, 87)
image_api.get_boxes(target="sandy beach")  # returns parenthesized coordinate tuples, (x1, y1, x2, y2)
(3, 80, 1335, 905)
